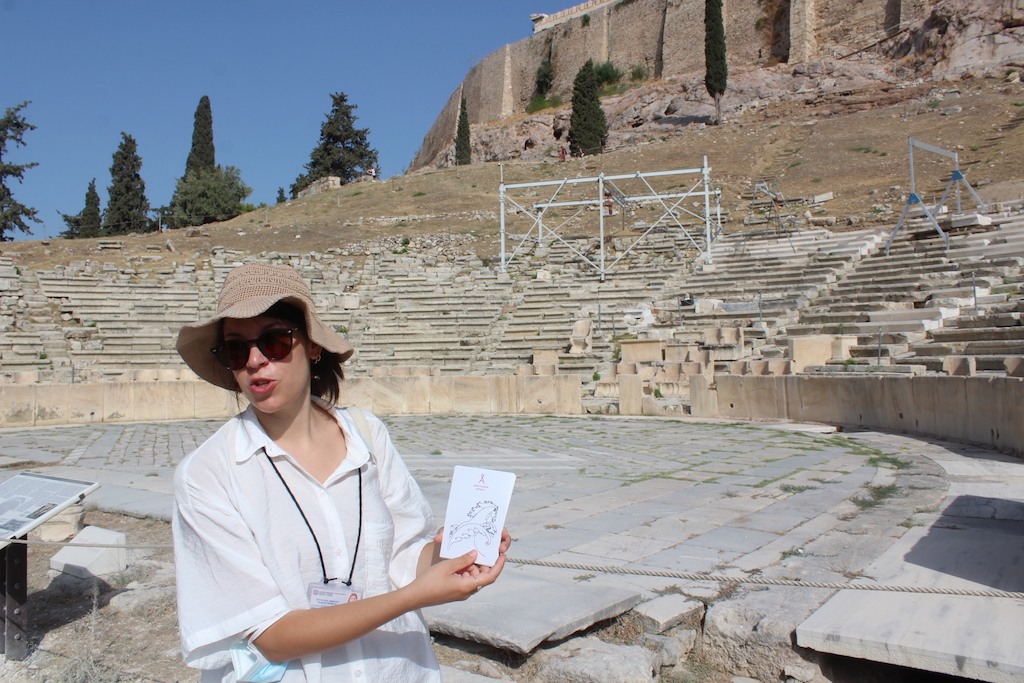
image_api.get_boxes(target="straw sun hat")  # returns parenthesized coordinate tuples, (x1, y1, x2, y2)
(176, 262, 354, 391)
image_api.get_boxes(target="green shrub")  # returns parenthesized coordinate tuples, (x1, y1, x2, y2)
(412, 192, 426, 197)
(536, 59, 554, 96)
(581, 13, 591, 26)
(528, 94, 563, 113)
(630, 64, 648, 81)
(594, 61, 622, 86)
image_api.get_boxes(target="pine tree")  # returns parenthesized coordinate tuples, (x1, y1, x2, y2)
(169, 166, 251, 228)
(567, 60, 608, 157)
(291, 92, 378, 198)
(455, 97, 471, 166)
(60, 179, 102, 239)
(184, 96, 216, 176)
(0, 101, 41, 241)
(104, 132, 151, 234)
(276, 187, 287, 204)
(704, 0, 728, 125)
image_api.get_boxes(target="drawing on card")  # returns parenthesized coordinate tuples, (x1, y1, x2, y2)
(446, 500, 499, 554)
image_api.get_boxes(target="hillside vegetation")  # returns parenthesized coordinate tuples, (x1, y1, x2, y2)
(5, 72, 1024, 272)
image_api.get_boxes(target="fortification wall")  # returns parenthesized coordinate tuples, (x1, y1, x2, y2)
(532, 0, 618, 33)
(410, 0, 914, 171)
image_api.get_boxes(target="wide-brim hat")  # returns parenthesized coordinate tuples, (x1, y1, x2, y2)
(176, 262, 354, 390)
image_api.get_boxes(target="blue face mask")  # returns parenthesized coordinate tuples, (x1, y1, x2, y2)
(230, 641, 289, 683)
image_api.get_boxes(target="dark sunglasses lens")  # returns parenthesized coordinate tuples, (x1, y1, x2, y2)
(213, 341, 249, 370)
(211, 330, 292, 371)
(257, 330, 293, 360)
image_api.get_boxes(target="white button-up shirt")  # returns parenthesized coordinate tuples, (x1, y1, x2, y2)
(173, 403, 441, 683)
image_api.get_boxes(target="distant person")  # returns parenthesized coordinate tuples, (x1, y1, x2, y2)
(367, 166, 377, 181)
(172, 263, 510, 682)
(559, 146, 567, 162)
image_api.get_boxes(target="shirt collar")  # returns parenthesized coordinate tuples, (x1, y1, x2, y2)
(232, 401, 370, 472)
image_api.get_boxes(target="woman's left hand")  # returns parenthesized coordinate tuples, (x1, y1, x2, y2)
(430, 527, 512, 571)
(497, 527, 512, 556)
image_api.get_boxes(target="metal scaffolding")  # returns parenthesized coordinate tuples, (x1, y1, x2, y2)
(498, 159, 722, 281)
(884, 137, 988, 255)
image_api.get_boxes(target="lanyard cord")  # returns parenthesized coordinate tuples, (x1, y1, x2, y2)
(263, 448, 363, 586)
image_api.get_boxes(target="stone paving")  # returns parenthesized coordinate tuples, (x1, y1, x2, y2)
(0, 414, 1022, 681)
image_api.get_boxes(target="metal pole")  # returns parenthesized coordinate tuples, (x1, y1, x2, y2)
(597, 303, 602, 335)
(703, 156, 713, 265)
(499, 184, 507, 272)
(758, 291, 763, 324)
(598, 174, 606, 282)
(877, 329, 883, 364)
(908, 138, 916, 196)
(972, 271, 978, 315)
(954, 154, 962, 214)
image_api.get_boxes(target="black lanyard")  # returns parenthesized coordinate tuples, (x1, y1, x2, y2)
(263, 448, 363, 586)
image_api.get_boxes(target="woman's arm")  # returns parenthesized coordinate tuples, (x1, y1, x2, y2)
(255, 549, 488, 663)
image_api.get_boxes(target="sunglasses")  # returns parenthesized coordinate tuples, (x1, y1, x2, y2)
(211, 328, 296, 371)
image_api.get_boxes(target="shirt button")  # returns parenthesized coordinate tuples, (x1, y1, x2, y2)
(335, 548, 343, 556)
(355, 671, 363, 678)
(318, 490, 327, 496)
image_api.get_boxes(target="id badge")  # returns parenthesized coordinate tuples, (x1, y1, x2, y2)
(307, 582, 361, 608)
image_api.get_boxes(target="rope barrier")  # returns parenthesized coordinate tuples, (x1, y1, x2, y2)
(10, 539, 1022, 599)
(505, 557, 1024, 599)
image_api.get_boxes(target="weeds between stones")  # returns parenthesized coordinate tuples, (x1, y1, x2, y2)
(851, 483, 902, 509)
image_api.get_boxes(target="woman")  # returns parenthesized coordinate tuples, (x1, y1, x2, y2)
(173, 262, 508, 682)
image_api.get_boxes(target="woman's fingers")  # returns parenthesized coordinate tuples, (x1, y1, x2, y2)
(474, 555, 506, 587)
(498, 528, 512, 555)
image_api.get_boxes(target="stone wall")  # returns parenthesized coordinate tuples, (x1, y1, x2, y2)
(410, 0, 919, 171)
(0, 375, 583, 428)
(691, 374, 1024, 457)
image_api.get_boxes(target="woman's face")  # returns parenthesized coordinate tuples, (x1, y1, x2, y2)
(221, 314, 320, 418)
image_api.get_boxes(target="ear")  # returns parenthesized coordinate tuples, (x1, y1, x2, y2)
(309, 343, 323, 361)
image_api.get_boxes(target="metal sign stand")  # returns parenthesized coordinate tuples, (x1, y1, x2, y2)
(0, 473, 100, 661)
(0, 538, 27, 660)
(499, 159, 722, 281)
(884, 137, 988, 255)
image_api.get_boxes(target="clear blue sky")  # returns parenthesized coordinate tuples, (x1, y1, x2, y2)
(2, 0, 571, 240)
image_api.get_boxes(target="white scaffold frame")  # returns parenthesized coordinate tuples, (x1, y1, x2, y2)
(499, 158, 722, 281)
(884, 137, 988, 255)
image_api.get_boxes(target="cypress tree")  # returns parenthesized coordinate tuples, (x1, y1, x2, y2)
(567, 60, 608, 157)
(0, 101, 41, 241)
(704, 0, 728, 125)
(455, 97, 471, 166)
(81, 179, 102, 238)
(104, 132, 151, 234)
(291, 92, 378, 197)
(276, 187, 287, 204)
(61, 179, 102, 239)
(184, 96, 215, 176)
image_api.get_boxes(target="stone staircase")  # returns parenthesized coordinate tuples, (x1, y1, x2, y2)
(3, 204, 1024, 386)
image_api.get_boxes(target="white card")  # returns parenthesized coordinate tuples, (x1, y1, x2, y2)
(440, 466, 516, 567)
